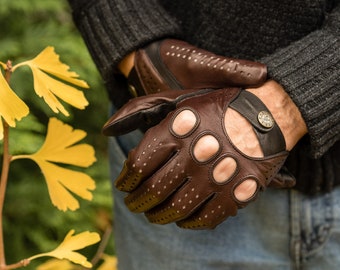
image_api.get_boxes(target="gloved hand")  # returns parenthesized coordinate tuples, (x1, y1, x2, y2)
(104, 87, 289, 229)
(126, 39, 267, 97)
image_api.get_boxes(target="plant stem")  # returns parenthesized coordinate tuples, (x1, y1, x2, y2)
(0, 62, 13, 269)
(89, 226, 112, 269)
(0, 121, 10, 269)
(2, 259, 30, 270)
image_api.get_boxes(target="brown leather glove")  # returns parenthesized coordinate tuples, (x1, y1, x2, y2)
(126, 39, 267, 97)
(105, 88, 289, 229)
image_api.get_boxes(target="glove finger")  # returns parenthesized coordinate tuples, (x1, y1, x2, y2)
(135, 39, 267, 96)
(159, 39, 267, 88)
(124, 153, 188, 213)
(103, 88, 211, 136)
(145, 181, 213, 224)
(176, 195, 238, 230)
(115, 131, 178, 192)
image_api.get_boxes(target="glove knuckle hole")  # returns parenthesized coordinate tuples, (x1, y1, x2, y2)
(171, 108, 199, 137)
(233, 178, 258, 202)
(192, 133, 220, 163)
(212, 156, 237, 183)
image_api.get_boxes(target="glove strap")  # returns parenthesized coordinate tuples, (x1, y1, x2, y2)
(127, 66, 145, 97)
(127, 40, 183, 97)
(230, 90, 286, 156)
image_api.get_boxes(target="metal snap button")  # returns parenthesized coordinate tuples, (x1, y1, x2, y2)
(128, 84, 138, 97)
(257, 111, 274, 128)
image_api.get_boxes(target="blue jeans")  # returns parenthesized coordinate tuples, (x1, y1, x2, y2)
(109, 131, 340, 270)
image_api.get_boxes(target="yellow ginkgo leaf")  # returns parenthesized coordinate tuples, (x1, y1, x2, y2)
(13, 46, 89, 116)
(98, 254, 118, 270)
(30, 117, 96, 167)
(29, 230, 100, 268)
(12, 117, 96, 211)
(36, 160, 95, 211)
(37, 259, 75, 270)
(0, 71, 29, 139)
(25, 46, 89, 88)
(0, 61, 6, 69)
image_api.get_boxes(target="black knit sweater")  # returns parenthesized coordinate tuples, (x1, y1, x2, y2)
(68, 0, 339, 194)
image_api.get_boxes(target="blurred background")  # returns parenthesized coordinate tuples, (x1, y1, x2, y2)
(0, 0, 114, 268)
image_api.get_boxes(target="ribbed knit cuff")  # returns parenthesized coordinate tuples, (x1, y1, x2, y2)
(69, 0, 181, 79)
(263, 29, 339, 158)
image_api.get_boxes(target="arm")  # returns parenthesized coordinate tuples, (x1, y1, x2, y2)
(262, 4, 340, 158)
(117, 54, 308, 154)
(67, 0, 181, 79)
(118, 4, 339, 159)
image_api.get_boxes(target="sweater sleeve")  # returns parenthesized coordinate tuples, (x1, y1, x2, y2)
(67, 0, 181, 79)
(262, 4, 340, 158)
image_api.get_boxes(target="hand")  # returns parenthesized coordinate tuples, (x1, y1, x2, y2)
(119, 39, 267, 97)
(107, 81, 306, 229)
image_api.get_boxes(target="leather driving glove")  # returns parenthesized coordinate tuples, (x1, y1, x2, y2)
(105, 88, 289, 229)
(127, 39, 267, 97)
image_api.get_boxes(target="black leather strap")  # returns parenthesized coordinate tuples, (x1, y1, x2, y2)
(144, 40, 183, 90)
(230, 90, 286, 156)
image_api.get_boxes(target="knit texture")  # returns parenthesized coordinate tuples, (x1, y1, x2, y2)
(69, 0, 180, 79)
(68, 0, 339, 194)
(264, 28, 339, 158)
(69, 0, 339, 157)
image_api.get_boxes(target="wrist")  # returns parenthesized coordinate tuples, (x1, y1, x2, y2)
(246, 80, 307, 151)
(118, 51, 135, 77)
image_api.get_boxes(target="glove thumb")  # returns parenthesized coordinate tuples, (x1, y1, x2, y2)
(102, 88, 213, 136)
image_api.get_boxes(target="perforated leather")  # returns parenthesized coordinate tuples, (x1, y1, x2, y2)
(129, 39, 267, 96)
(114, 88, 289, 229)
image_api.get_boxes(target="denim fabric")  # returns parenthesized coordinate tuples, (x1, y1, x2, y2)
(109, 133, 340, 270)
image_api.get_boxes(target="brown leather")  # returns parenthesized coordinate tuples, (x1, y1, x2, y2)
(103, 88, 212, 136)
(114, 88, 289, 229)
(129, 39, 267, 96)
(103, 87, 295, 190)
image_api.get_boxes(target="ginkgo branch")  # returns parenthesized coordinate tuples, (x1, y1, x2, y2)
(0, 120, 10, 268)
(2, 259, 30, 270)
(0, 62, 14, 268)
(87, 226, 112, 269)
(0, 48, 102, 269)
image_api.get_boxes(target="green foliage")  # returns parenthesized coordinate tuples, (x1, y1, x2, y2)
(0, 0, 113, 266)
